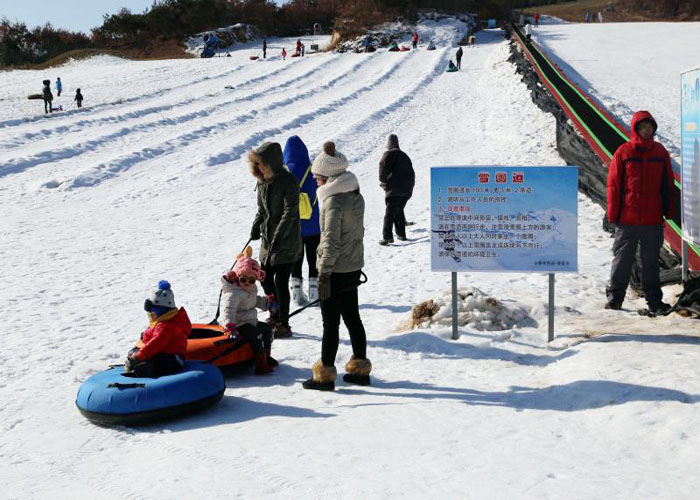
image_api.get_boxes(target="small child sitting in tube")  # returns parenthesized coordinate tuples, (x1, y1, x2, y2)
(221, 246, 279, 374)
(125, 280, 190, 377)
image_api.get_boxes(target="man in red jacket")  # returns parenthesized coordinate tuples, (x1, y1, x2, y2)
(606, 111, 674, 314)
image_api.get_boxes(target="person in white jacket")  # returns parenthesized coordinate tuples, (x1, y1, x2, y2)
(221, 246, 278, 374)
(524, 22, 533, 43)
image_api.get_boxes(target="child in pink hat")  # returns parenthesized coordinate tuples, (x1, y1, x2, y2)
(221, 246, 279, 374)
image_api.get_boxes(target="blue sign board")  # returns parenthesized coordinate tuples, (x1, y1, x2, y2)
(431, 166, 578, 272)
(681, 67, 700, 245)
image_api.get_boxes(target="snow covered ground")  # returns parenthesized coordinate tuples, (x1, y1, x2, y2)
(532, 21, 700, 162)
(2, 18, 700, 499)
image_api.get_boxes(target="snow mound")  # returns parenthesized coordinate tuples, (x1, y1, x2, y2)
(185, 23, 259, 56)
(404, 286, 532, 331)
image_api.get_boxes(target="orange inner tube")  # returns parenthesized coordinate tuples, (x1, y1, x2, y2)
(135, 323, 253, 368)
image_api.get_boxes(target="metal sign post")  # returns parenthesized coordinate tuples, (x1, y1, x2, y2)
(452, 272, 459, 340)
(548, 273, 555, 342)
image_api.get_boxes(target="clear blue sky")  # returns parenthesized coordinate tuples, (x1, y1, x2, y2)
(0, 0, 285, 34)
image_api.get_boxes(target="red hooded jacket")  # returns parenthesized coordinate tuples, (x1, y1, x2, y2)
(606, 110, 674, 225)
(136, 307, 191, 361)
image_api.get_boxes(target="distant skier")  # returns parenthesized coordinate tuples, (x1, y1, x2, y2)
(379, 134, 415, 246)
(411, 32, 419, 49)
(56, 77, 62, 97)
(42, 79, 53, 114)
(456, 46, 463, 70)
(281, 47, 287, 60)
(524, 22, 533, 43)
(534, 13, 540, 27)
(74, 88, 83, 108)
(262, 37, 267, 59)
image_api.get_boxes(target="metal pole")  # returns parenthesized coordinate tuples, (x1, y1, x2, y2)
(548, 273, 555, 342)
(452, 272, 459, 340)
(682, 239, 689, 282)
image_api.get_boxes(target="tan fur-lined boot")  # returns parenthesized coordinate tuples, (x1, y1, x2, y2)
(343, 356, 372, 386)
(302, 359, 337, 391)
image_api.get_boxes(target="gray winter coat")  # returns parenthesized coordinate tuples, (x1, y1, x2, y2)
(221, 277, 268, 327)
(316, 171, 365, 275)
(249, 142, 302, 266)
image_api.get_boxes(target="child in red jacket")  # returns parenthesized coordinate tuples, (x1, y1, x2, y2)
(125, 280, 191, 377)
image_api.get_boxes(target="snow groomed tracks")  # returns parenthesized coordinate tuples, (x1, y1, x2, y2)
(510, 23, 697, 271)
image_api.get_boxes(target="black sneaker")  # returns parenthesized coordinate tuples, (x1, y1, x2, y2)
(379, 239, 394, 246)
(648, 302, 673, 316)
(396, 236, 407, 241)
(405, 221, 416, 226)
(604, 301, 622, 310)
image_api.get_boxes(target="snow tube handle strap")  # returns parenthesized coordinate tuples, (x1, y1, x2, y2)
(108, 382, 146, 390)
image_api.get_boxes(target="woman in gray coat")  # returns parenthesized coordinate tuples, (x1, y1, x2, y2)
(303, 142, 372, 391)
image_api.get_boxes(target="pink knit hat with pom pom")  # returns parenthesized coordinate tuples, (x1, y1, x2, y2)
(227, 246, 265, 282)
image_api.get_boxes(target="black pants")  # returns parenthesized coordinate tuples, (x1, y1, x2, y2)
(383, 196, 409, 240)
(44, 99, 52, 113)
(412, 41, 417, 49)
(237, 322, 272, 353)
(606, 223, 664, 306)
(77, 100, 82, 108)
(456, 57, 461, 69)
(134, 353, 184, 378)
(293, 234, 320, 279)
(262, 261, 293, 324)
(321, 270, 366, 366)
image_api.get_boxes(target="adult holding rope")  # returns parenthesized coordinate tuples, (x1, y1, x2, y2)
(303, 141, 371, 391)
(249, 142, 302, 339)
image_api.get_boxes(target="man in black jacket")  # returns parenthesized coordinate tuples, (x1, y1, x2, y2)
(379, 134, 415, 245)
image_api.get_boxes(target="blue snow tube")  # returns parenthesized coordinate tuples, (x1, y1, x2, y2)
(76, 361, 225, 426)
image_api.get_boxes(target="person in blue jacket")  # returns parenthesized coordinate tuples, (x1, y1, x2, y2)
(56, 77, 62, 96)
(283, 135, 321, 306)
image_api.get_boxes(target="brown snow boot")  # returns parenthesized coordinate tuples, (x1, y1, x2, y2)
(343, 356, 372, 386)
(265, 347, 279, 367)
(254, 352, 273, 375)
(302, 359, 336, 391)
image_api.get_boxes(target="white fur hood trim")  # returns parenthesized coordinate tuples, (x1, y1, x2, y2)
(316, 171, 359, 202)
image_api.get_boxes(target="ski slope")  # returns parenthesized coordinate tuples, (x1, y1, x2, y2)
(2, 18, 700, 499)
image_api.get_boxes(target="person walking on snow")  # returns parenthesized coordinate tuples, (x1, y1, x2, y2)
(74, 88, 83, 108)
(283, 135, 321, 306)
(281, 47, 287, 60)
(412, 32, 419, 49)
(296, 38, 302, 56)
(301, 43, 305, 57)
(534, 13, 540, 27)
(42, 79, 53, 114)
(303, 142, 370, 391)
(262, 37, 267, 59)
(524, 22, 533, 43)
(379, 134, 415, 246)
(456, 46, 463, 70)
(220, 246, 279, 374)
(605, 111, 675, 316)
(56, 77, 62, 97)
(249, 141, 302, 338)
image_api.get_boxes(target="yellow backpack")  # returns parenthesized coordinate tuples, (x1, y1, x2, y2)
(285, 164, 316, 220)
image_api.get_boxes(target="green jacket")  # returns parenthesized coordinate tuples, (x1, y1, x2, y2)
(316, 171, 365, 275)
(250, 142, 302, 266)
